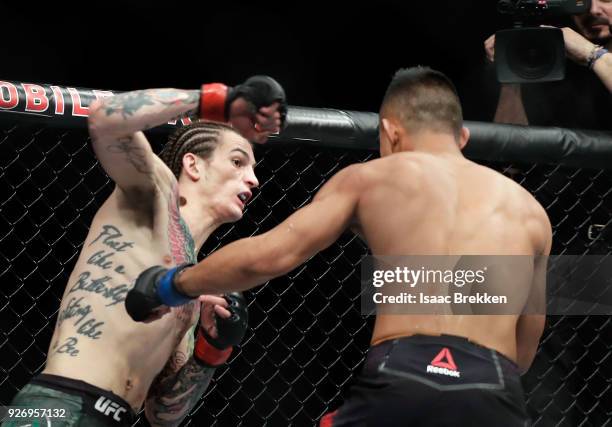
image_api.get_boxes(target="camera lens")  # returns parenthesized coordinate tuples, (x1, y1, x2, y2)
(507, 33, 556, 80)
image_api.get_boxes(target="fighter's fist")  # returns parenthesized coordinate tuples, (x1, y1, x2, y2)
(228, 76, 287, 144)
(194, 292, 249, 367)
(200, 76, 287, 144)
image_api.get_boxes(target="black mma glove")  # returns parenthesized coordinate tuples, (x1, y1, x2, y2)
(193, 292, 249, 367)
(125, 264, 194, 322)
(200, 75, 287, 129)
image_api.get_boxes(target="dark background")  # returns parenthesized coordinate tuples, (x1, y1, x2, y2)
(1, 1, 522, 121)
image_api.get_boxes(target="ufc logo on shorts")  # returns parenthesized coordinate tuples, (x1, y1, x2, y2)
(94, 396, 127, 421)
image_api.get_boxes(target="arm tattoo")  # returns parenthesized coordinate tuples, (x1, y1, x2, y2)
(168, 90, 199, 121)
(146, 347, 216, 426)
(184, 91, 200, 120)
(184, 90, 199, 105)
(102, 90, 156, 119)
(106, 135, 153, 175)
(102, 89, 200, 119)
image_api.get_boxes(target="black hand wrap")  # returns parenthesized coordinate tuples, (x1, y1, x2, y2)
(125, 264, 194, 322)
(203, 292, 249, 349)
(194, 292, 249, 367)
(227, 75, 288, 129)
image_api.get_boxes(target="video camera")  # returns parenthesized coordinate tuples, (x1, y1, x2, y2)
(498, 0, 591, 18)
(495, 0, 592, 83)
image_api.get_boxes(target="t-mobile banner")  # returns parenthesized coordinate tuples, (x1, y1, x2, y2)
(0, 80, 192, 129)
(361, 255, 612, 315)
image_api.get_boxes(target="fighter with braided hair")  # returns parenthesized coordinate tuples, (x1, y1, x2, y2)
(5, 77, 287, 427)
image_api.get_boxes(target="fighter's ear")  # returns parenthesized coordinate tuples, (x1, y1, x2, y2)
(381, 118, 402, 152)
(458, 126, 470, 150)
(182, 153, 202, 181)
(381, 118, 392, 139)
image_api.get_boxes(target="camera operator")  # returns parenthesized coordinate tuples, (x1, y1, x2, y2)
(485, 0, 612, 129)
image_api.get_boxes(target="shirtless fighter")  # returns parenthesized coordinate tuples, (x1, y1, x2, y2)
(5, 76, 286, 426)
(126, 67, 551, 426)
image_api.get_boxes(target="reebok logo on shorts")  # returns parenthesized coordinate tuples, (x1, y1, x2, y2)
(426, 347, 461, 378)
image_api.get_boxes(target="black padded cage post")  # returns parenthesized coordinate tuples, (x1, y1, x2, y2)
(1, 81, 611, 426)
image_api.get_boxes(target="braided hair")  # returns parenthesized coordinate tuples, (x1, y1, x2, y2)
(159, 121, 238, 178)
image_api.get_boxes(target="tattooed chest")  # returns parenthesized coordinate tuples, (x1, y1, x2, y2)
(167, 189, 196, 265)
(167, 225, 195, 264)
(54, 224, 136, 357)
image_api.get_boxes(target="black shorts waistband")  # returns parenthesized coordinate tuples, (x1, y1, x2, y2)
(31, 373, 136, 425)
(364, 334, 521, 391)
(368, 334, 518, 369)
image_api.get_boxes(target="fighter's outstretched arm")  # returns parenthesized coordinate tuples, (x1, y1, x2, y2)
(177, 165, 363, 295)
(125, 164, 364, 321)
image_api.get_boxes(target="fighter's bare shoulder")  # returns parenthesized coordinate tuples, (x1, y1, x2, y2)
(488, 166, 552, 251)
(495, 168, 548, 217)
(348, 153, 424, 181)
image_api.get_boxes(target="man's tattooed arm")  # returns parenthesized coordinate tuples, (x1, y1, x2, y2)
(145, 327, 217, 427)
(88, 89, 199, 189)
(89, 89, 200, 139)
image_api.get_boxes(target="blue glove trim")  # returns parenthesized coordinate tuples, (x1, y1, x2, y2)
(157, 266, 195, 306)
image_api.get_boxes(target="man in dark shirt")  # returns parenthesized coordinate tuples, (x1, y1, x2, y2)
(484, 0, 612, 129)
